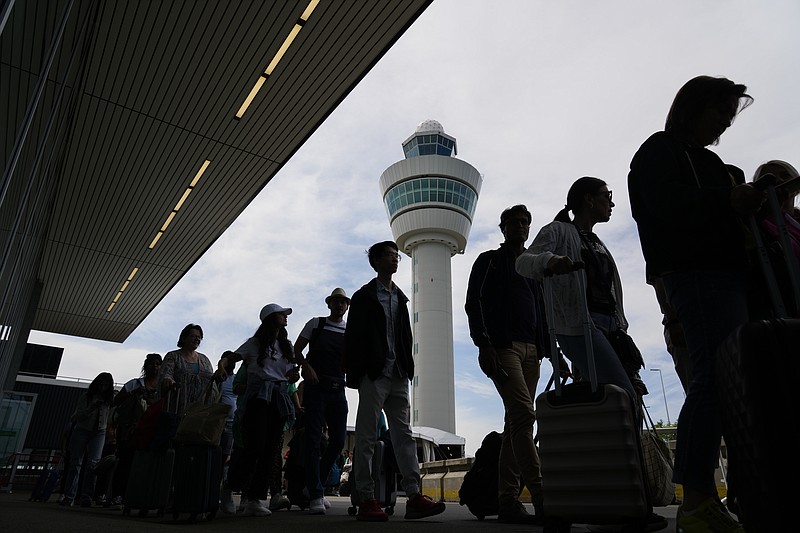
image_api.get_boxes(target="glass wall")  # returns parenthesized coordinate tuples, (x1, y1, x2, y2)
(384, 177, 477, 218)
(402, 134, 455, 158)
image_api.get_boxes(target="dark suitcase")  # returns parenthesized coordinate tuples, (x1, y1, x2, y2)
(347, 439, 397, 516)
(717, 320, 799, 533)
(29, 467, 59, 502)
(536, 264, 650, 531)
(122, 448, 174, 517)
(284, 428, 310, 510)
(171, 443, 223, 522)
(458, 431, 502, 520)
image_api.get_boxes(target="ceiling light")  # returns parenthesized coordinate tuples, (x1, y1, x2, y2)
(106, 267, 139, 312)
(173, 189, 192, 212)
(148, 232, 163, 249)
(234, 0, 319, 119)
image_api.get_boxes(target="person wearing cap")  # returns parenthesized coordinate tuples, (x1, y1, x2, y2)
(217, 304, 300, 518)
(293, 287, 351, 515)
(465, 204, 547, 524)
(344, 240, 446, 521)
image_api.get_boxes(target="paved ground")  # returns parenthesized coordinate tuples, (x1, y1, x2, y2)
(1, 491, 678, 533)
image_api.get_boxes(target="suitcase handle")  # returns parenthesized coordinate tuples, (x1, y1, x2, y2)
(542, 261, 597, 395)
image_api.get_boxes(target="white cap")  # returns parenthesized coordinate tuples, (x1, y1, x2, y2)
(259, 303, 292, 322)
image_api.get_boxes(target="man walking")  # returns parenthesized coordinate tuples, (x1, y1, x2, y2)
(465, 204, 547, 524)
(345, 240, 446, 522)
(294, 288, 351, 515)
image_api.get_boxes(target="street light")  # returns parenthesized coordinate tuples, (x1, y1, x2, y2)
(650, 368, 670, 425)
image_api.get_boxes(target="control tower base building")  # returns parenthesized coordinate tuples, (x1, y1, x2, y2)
(379, 120, 482, 434)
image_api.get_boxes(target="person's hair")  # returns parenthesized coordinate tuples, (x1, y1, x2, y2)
(498, 204, 532, 230)
(665, 75, 753, 145)
(141, 353, 162, 377)
(554, 177, 608, 222)
(177, 323, 203, 348)
(253, 314, 294, 367)
(88, 372, 114, 403)
(753, 160, 800, 182)
(367, 240, 399, 270)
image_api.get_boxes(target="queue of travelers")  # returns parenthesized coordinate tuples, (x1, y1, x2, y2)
(56, 74, 793, 533)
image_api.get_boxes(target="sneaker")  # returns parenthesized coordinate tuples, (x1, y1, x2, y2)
(237, 496, 249, 513)
(498, 499, 540, 524)
(677, 498, 744, 533)
(220, 488, 236, 515)
(309, 497, 326, 515)
(242, 499, 272, 517)
(59, 497, 73, 507)
(404, 493, 446, 520)
(269, 493, 291, 511)
(323, 497, 331, 509)
(356, 498, 389, 522)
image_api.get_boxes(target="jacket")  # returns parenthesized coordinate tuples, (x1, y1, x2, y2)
(344, 278, 414, 388)
(465, 242, 550, 357)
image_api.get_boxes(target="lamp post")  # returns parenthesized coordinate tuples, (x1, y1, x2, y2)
(650, 368, 670, 425)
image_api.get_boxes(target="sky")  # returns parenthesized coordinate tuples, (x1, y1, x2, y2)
(28, 0, 800, 456)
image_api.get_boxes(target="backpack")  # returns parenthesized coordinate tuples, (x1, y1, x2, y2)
(458, 431, 503, 520)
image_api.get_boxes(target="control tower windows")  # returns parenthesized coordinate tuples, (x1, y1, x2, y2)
(384, 177, 477, 218)
(402, 134, 455, 158)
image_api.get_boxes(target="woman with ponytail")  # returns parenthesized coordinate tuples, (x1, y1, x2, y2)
(217, 304, 300, 517)
(515, 177, 641, 400)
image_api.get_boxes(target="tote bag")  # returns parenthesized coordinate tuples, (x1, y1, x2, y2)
(641, 404, 675, 507)
(174, 381, 229, 446)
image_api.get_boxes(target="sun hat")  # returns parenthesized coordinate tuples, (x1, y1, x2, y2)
(260, 303, 292, 321)
(325, 287, 350, 305)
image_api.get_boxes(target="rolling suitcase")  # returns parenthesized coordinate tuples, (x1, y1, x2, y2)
(122, 447, 175, 516)
(347, 438, 398, 516)
(536, 264, 650, 532)
(171, 443, 223, 522)
(716, 182, 800, 532)
(29, 467, 59, 502)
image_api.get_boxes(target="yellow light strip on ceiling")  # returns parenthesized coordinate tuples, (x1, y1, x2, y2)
(148, 160, 211, 249)
(107, 267, 139, 312)
(234, 0, 319, 119)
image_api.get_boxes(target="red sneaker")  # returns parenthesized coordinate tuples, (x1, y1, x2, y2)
(405, 493, 446, 519)
(356, 498, 389, 522)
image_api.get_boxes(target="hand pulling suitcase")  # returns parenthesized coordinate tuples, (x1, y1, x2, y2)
(347, 439, 398, 516)
(29, 467, 59, 502)
(122, 447, 175, 516)
(171, 443, 223, 522)
(536, 263, 650, 532)
(716, 182, 800, 532)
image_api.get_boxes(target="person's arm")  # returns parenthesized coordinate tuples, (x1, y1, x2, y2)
(294, 319, 319, 384)
(464, 252, 502, 378)
(216, 350, 243, 380)
(158, 352, 176, 392)
(516, 222, 564, 278)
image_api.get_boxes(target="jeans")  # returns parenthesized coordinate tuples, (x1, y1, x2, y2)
(227, 396, 286, 501)
(493, 341, 543, 505)
(557, 312, 636, 400)
(662, 270, 749, 493)
(65, 427, 105, 502)
(303, 382, 348, 500)
(354, 374, 420, 499)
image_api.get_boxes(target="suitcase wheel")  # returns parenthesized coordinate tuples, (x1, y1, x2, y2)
(206, 510, 216, 521)
(386, 505, 394, 516)
(543, 519, 571, 533)
(156, 508, 165, 518)
(188, 513, 197, 523)
(122, 506, 130, 516)
(348, 506, 357, 516)
(172, 512, 179, 521)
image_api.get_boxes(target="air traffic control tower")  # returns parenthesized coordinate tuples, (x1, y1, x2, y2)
(379, 120, 482, 434)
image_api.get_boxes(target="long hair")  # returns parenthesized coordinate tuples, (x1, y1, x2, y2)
(665, 76, 753, 145)
(141, 353, 162, 378)
(554, 177, 607, 222)
(253, 318, 294, 367)
(88, 372, 114, 403)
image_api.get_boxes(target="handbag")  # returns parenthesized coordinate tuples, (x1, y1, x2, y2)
(641, 404, 675, 507)
(174, 381, 230, 446)
(607, 329, 646, 375)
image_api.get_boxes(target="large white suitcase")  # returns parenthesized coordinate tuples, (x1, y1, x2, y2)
(536, 264, 650, 531)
